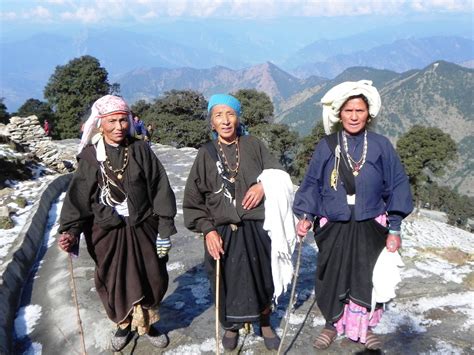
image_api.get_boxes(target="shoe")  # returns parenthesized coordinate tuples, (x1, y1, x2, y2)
(260, 312, 280, 350)
(222, 330, 239, 351)
(263, 332, 280, 350)
(261, 326, 280, 350)
(313, 327, 337, 350)
(111, 325, 134, 351)
(145, 326, 169, 348)
(365, 330, 382, 350)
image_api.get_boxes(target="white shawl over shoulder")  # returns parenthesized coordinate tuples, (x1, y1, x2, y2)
(258, 169, 298, 302)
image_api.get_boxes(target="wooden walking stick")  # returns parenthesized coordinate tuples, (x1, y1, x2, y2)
(68, 253, 87, 355)
(215, 259, 221, 355)
(277, 237, 303, 355)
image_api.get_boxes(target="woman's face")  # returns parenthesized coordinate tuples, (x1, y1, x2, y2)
(340, 97, 369, 135)
(100, 113, 129, 145)
(211, 104, 239, 143)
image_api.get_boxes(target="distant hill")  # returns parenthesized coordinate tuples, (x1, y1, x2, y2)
(291, 36, 474, 78)
(117, 62, 327, 106)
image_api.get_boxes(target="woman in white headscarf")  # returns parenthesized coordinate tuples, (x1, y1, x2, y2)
(293, 81, 413, 350)
(58, 95, 177, 351)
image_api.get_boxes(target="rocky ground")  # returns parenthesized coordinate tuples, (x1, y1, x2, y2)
(2, 140, 473, 355)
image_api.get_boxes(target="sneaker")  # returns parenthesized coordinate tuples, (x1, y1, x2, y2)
(111, 325, 134, 351)
(145, 326, 169, 348)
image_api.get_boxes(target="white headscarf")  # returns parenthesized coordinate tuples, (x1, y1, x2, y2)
(321, 80, 381, 135)
(78, 95, 135, 161)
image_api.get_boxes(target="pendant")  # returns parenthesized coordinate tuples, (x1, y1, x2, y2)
(117, 173, 123, 180)
(353, 171, 359, 176)
(330, 169, 338, 190)
(229, 177, 235, 183)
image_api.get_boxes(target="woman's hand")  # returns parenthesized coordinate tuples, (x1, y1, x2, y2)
(58, 232, 77, 252)
(205, 230, 224, 260)
(296, 219, 313, 237)
(386, 233, 401, 252)
(242, 182, 264, 210)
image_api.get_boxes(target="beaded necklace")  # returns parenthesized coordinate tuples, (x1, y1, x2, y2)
(217, 137, 240, 183)
(104, 144, 129, 180)
(342, 130, 367, 176)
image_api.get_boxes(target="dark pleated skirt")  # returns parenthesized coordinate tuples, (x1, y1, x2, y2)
(205, 220, 274, 329)
(314, 215, 387, 323)
(85, 216, 169, 324)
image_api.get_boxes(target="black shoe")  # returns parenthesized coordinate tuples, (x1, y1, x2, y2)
(222, 330, 239, 351)
(263, 332, 281, 350)
(111, 325, 133, 351)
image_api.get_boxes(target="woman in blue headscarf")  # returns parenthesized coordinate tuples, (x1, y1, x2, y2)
(183, 94, 283, 351)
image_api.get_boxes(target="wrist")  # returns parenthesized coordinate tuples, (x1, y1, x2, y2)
(204, 230, 217, 239)
(389, 230, 401, 236)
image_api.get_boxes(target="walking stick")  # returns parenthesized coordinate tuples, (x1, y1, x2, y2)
(68, 253, 87, 355)
(277, 237, 304, 355)
(215, 259, 221, 355)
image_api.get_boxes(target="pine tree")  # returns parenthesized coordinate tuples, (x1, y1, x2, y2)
(293, 121, 326, 182)
(0, 98, 9, 124)
(233, 89, 274, 126)
(397, 125, 457, 205)
(44, 56, 110, 139)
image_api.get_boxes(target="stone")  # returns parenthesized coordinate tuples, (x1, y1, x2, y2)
(0, 206, 9, 218)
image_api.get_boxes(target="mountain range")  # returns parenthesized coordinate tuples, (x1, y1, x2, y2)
(291, 36, 474, 78)
(0, 25, 472, 111)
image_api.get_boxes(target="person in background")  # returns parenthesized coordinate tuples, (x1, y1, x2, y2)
(183, 94, 291, 351)
(58, 95, 177, 351)
(133, 115, 147, 140)
(145, 123, 154, 145)
(293, 80, 413, 351)
(43, 119, 50, 136)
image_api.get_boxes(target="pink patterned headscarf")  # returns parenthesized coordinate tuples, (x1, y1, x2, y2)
(78, 95, 135, 154)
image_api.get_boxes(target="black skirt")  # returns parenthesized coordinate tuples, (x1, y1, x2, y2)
(314, 215, 387, 322)
(204, 220, 274, 329)
(86, 215, 169, 324)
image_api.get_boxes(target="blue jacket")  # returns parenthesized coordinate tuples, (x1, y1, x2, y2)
(293, 131, 413, 231)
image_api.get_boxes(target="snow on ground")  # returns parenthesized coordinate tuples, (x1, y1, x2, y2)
(14, 304, 42, 337)
(403, 217, 474, 253)
(0, 169, 56, 264)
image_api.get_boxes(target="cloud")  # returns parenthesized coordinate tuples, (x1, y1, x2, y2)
(0, 11, 18, 21)
(2, 0, 473, 24)
(60, 7, 102, 23)
(42, 0, 66, 4)
(411, 0, 474, 12)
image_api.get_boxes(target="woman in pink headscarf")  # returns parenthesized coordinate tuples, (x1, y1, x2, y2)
(58, 95, 177, 351)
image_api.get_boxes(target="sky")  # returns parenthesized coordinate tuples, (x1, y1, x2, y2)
(1, 0, 472, 24)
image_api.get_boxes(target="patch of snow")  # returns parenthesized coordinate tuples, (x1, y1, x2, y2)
(401, 268, 430, 279)
(167, 261, 185, 272)
(312, 315, 326, 327)
(288, 313, 306, 325)
(420, 339, 464, 355)
(14, 304, 42, 337)
(22, 342, 42, 355)
(403, 218, 474, 253)
(414, 259, 471, 283)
